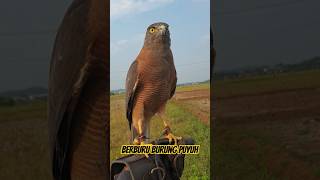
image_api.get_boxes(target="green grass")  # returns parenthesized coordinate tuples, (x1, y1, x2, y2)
(0, 100, 51, 180)
(110, 89, 210, 179)
(314, 167, 320, 178)
(0, 100, 46, 123)
(167, 102, 210, 179)
(213, 128, 277, 180)
(214, 144, 276, 180)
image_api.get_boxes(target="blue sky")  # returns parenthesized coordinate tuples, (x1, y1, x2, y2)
(110, 0, 210, 90)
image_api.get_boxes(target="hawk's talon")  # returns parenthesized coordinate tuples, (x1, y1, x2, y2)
(162, 126, 171, 136)
(165, 132, 182, 145)
(133, 135, 151, 158)
(140, 141, 152, 158)
(162, 126, 181, 145)
(133, 135, 147, 145)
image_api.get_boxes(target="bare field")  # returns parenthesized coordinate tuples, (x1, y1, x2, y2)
(174, 89, 210, 124)
(214, 70, 320, 180)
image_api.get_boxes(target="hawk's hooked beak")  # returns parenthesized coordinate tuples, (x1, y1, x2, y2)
(158, 25, 168, 35)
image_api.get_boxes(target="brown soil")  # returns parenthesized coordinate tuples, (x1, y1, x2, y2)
(174, 89, 210, 101)
(173, 89, 210, 124)
(215, 87, 320, 179)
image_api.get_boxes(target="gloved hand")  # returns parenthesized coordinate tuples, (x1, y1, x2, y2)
(111, 137, 195, 180)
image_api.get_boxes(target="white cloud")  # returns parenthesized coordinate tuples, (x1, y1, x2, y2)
(111, 0, 175, 19)
(111, 33, 145, 54)
(111, 39, 128, 54)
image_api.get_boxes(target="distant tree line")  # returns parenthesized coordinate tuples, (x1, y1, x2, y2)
(213, 56, 320, 80)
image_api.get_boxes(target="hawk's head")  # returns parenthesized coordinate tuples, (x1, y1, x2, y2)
(144, 22, 171, 48)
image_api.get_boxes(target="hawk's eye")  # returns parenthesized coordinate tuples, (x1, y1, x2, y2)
(149, 27, 155, 33)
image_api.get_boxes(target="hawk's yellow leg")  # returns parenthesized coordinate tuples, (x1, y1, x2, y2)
(132, 121, 151, 158)
(159, 114, 182, 145)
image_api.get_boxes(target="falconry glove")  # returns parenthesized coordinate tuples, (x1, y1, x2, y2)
(111, 137, 194, 180)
